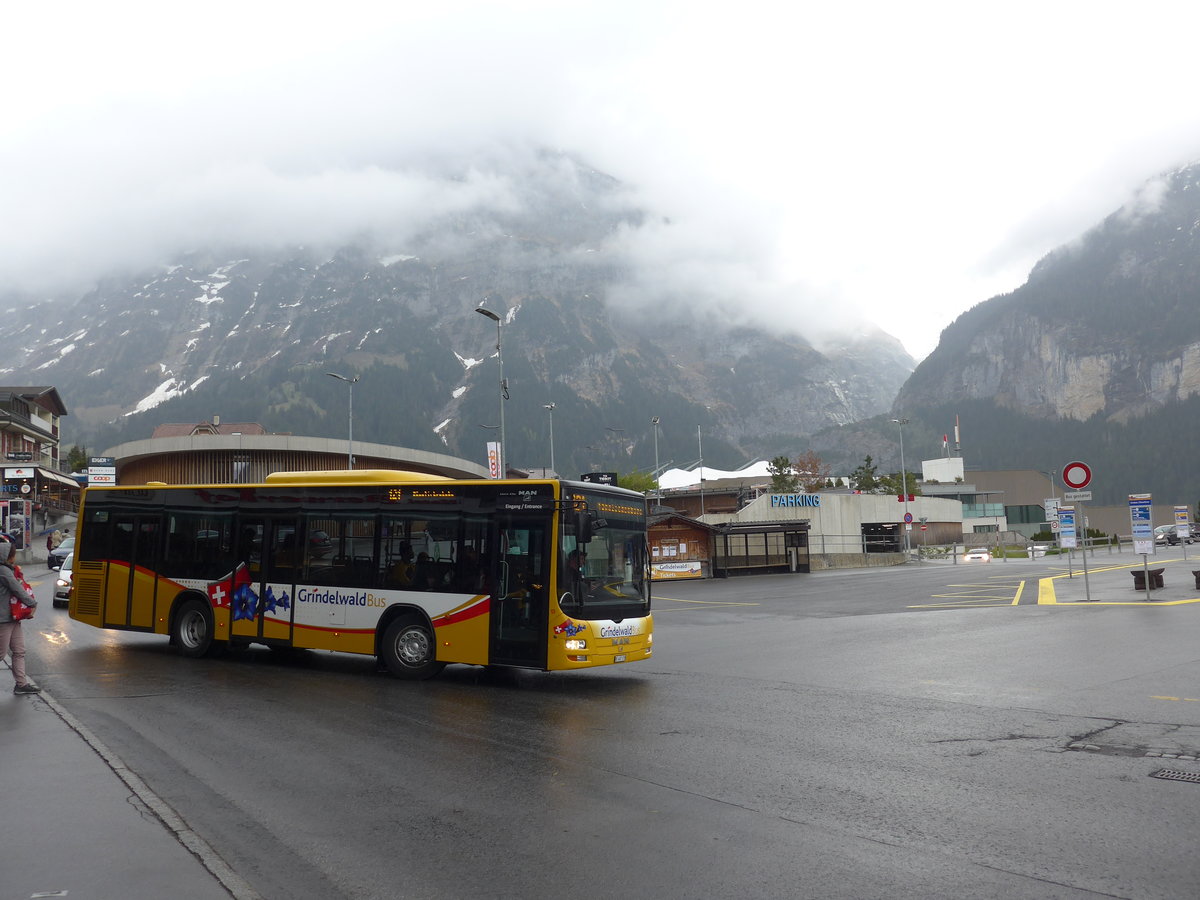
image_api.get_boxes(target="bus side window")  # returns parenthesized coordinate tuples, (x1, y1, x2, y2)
(110, 520, 135, 565)
(81, 511, 111, 562)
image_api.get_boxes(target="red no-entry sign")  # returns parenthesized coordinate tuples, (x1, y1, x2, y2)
(1062, 461, 1092, 490)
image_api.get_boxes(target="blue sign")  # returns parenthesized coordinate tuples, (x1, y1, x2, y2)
(1058, 506, 1077, 549)
(1129, 493, 1153, 552)
(770, 494, 821, 508)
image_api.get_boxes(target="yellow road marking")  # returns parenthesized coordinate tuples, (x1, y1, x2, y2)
(1152, 695, 1200, 702)
(1038, 563, 1200, 605)
(910, 579, 1025, 609)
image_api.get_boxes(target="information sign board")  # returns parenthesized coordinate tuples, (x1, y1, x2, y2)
(1058, 506, 1077, 549)
(1129, 493, 1153, 555)
(88, 459, 117, 486)
(1174, 505, 1191, 540)
(581, 472, 618, 485)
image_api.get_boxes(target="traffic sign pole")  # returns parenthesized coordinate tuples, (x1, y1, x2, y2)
(1062, 461, 1092, 601)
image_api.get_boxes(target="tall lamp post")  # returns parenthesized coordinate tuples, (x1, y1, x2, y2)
(697, 423, 705, 517)
(544, 403, 556, 475)
(326, 372, 359, 469)
(1042, 470, 1058, 499)
(651, 416, 661, 502)
(475, 304, 507, 478)
(892, 417, 909, 556)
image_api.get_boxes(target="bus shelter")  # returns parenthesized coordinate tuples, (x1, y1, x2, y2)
(712, 520, 811, 577)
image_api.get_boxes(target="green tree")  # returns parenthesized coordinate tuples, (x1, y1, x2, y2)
(767, 455, 798, 492)
(618, 471, 658, 494)
(878, 470, 920, 497)
(64, 445, 89, 472)
(849, 455, 880, 492)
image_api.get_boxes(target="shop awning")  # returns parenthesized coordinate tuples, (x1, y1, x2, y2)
(38, 469, 82, 489)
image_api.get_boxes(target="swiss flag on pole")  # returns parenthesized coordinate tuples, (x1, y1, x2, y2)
(208, 562, 251, 610)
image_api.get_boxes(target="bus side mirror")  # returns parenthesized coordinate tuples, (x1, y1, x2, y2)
(575, 512, 608, 543)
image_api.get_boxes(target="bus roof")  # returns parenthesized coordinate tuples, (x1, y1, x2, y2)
(264, 469, 453, 485)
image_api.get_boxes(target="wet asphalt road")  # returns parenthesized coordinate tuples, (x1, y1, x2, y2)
(23, 554, 1200, 899)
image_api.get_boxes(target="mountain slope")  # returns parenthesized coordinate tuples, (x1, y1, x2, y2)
(888, 160, 1200, 504)
(899, 163, 1200, 422)
(3, 155, 913, 477)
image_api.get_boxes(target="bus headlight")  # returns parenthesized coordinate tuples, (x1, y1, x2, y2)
(647, 632, 653, 645)
(565, 639, 587, 651)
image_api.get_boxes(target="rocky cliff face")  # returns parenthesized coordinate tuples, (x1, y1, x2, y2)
(898, 161, 1200, 425)
(879, 160, 1200, 505)
(903, 315, 1200, 423)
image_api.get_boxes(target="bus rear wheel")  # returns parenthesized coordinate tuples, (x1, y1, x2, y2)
(173, 598, 216, 658)
(381, 619, 444, 680)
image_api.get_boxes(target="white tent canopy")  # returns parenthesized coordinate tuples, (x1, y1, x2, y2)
(657, 460, 773, 491)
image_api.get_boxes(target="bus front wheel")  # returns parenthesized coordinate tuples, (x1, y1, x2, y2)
(380, 619, 444, 680)
(173, 599, 216, 658)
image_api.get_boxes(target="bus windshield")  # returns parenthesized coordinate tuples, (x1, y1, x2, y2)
(560, 490, 650, 621)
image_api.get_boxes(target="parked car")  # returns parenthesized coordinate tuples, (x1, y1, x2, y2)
(1154, 525, 1192, 546)
(963, 547, 992, 562)
(53, 555, 73, 608)
(48, 536, 75, 569)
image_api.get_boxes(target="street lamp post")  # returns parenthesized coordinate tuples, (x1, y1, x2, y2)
(697, 423, 705, 517)
(892, 417, 909, 556)
(1042, 470, 1058, 499)
(651, 416, 661, 502)
(326, 372, 359, 469)
(544, 403, 556, 475)
(475, 304, 507, 478)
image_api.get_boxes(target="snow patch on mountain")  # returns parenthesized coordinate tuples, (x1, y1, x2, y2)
(129, 378, 186, 414)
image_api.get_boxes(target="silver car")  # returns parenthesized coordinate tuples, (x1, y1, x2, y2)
(53, 554, 73, 607)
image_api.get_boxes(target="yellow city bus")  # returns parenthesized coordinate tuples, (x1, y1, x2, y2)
(68, 470, 653, 678)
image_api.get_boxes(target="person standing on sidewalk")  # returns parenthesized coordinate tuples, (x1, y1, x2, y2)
(0, 538, 40, 694)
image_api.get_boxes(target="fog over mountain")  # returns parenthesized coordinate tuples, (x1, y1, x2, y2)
(3, 152, 913, 478)
(10, 4, 1200, 361)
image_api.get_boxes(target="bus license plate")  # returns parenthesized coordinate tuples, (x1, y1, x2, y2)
(614, 654, 626, 662)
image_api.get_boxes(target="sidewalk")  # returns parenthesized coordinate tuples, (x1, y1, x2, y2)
(1033, 546, 1200, 605)
(2, 558, 254, 900)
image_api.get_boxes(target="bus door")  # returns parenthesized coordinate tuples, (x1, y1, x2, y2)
(231, 517, 298, 643)
(488, 516, 549, 668)
(103, 514, 161, 630)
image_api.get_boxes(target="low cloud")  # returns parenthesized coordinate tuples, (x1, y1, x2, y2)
(7, 1, 1200, 362)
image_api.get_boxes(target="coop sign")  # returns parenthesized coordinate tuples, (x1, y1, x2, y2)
(771, 494, 822, 508)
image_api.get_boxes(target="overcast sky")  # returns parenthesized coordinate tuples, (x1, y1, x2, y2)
(6, 1, 1200, 361)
